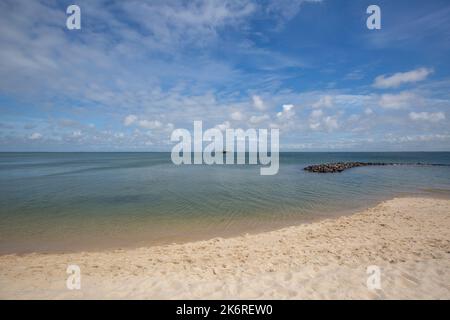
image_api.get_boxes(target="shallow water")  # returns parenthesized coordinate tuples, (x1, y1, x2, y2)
(0, 152, 449, 254)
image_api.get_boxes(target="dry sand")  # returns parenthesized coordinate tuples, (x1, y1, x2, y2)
(0, 197, 449, 299)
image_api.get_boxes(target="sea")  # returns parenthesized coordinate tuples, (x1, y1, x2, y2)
(1, 152, 449, 254)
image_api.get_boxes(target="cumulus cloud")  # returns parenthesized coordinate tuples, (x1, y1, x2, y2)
(249, 114, 270, 124)
(252, 95, 265, 111)
(379, 92, 417, 109)
(312, 95, 333, 108)
(138, 120, 163, 130)
(215, 121, 231, 131)
(231, 111, 245, 121)
(310, 109, 324, 119)
(308, 108, 339, 132)
(29, 132, 42, 140)
(124, 115, 138, 126)
(373, 68, 433, 89)
(276, 104, 295, 120)
(309, 109, 322, 130)
(71, 130, 82, 138)
(309, 122, 321, 130)
(123, 115, 174, 135)
(323, 116, 339, 131)
(409, 112, 445, 122)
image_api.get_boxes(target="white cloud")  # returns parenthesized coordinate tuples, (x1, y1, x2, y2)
(267, 0, 323, 21)
(276, 104, 295, 120)
(166, 123, 174, 131)
(310, 109, 324, 119)
(385, 133, 450, 143)
(310, 109, 337, 131)
(409, 112, 445, 122)
(373, 67, 433, 88)
(252, 95, 265, 110)
(138, 119, 163, 130)
(308, 109, 323, 130)
(364, 108, 373, 115)
(308, 109, 339, 132)
(249, 114, 270, 124)
(312, 95, 333, 108)
(379, 92, 417, 109)
(323, 116, 339, 131)
(123, 115, 173, 138)
(124, 115, 138, 126)
(71, 130, 82, 138)
(215, 121, 231, 131)
(309, 122, 321, 130)
(231, 111, 245, 121)
(29, 132, 42, 140)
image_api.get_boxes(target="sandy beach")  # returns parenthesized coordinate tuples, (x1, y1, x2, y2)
(0, 197, 449, 299)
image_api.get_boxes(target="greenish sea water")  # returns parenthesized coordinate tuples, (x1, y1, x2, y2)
(0, 152, 449, 254)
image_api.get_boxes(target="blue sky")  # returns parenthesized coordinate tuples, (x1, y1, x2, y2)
(1, 0, 450, 151)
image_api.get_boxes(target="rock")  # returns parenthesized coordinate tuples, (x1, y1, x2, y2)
(303, 162, 449, 173)
(304, 162, 370, 173)
(304, 162, 450, 173)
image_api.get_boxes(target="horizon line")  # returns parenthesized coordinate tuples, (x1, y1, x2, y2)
(1, 150, 450, 153)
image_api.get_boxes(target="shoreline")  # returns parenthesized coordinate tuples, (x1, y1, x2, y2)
(1, 196, 449, 299)
(1, 191, 448, 256)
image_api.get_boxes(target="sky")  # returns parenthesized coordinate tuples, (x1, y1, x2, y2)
(0, 0, 450, 151)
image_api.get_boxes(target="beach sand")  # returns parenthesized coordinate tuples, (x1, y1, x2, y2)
(0, 197, 449, 299)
